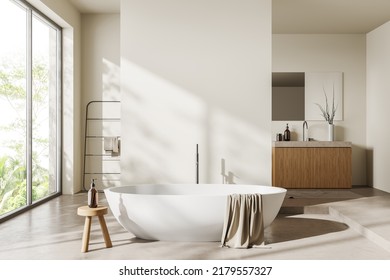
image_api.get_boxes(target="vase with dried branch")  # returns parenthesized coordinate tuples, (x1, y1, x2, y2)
(315, 86, 338, 124)
(315, 86, 338, 140)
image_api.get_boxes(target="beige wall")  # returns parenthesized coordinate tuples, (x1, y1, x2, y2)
(81, 14, 120, 189)
(366, 21, 390, 192)
(81, 14, 120, 103)
(272, 34, 367, 185)
(120, 0, 272, 185)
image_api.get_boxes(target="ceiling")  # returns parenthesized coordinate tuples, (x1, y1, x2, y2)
(67, 0, 120, 13)
(67, 0, 390, 34)
(273, 0, 390, 34)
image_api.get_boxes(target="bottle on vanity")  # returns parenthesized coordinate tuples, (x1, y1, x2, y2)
(283, 123, 291, 141)
(88, 179, 98, 208)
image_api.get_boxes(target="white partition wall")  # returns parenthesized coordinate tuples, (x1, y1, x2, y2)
(367, 21, 390, 192)
(120, 0, 272, 185)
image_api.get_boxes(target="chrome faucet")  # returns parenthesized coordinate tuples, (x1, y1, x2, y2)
(196, 144, 199, 184)
(303, 121, 308, 141)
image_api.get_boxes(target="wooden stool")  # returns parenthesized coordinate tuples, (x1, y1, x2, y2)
(77, 206, 112, 253)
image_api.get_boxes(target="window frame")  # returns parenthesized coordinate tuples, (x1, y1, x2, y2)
(0, 0, 62, 223)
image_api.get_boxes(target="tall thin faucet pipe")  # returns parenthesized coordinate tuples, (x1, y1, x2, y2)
(196, 144, 199, 184)
(303, 121, 308, 141)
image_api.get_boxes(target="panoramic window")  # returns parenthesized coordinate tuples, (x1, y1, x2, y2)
(0, 0, 61, 219)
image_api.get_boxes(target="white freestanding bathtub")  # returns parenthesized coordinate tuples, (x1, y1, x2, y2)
(104, 184, 286, 242)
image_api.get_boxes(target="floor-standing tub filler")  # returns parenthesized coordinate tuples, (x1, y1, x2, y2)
(105, 184, 286, 242)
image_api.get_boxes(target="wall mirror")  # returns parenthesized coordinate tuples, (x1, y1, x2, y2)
(272, 72, 343, 121)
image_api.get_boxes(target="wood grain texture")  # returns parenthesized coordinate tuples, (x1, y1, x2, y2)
(77, 205, 112, 252)
(272, 147, 352, 188)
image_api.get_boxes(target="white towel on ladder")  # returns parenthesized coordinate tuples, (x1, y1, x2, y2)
(104, 137, 119, 152)
(112, 137, 119, 153)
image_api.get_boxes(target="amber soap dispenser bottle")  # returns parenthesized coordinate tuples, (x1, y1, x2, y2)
(88, 179, 98, 208)
(283, 123, 291, 141)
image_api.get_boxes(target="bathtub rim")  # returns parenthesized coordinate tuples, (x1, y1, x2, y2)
(104, 184, 287, 197)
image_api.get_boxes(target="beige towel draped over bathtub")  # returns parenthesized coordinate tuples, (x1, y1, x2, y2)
(221, 193, 264, 249)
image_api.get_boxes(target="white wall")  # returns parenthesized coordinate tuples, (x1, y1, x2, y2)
(27, 0, 82, 194)
(81, 14, 120, 189)
(366, 21, 390, 192)
(81, 14, 120, 103)
(120, 0, 272, 185)
(273, 34, 367, 185)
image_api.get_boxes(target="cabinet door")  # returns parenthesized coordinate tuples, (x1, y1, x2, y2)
(272, 148, 312, 188)
(311, 148, 351, 188)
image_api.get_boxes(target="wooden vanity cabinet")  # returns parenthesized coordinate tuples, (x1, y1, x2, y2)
(272, 142, 352, 189)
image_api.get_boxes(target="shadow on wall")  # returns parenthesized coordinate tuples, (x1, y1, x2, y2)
(351, 144, 368, 186)
(102, 58, 120, 100)
(366, 148, 373, 187)
(221, 158, 238, 184)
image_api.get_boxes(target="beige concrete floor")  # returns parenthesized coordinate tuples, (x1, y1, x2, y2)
(1, 187, 390, 260)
